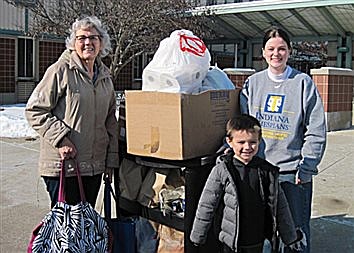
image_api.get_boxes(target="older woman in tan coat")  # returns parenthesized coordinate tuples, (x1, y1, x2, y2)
(26, 16, 119, 208)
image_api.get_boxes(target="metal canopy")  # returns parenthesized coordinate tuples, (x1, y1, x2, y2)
(192, 0, 354, 43)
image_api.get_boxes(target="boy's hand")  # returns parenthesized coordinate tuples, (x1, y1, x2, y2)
(288, 229, 307, 251)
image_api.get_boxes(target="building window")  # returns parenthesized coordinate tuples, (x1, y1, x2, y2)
(18, 38, 34, 78)
(15, 0, 37, 7)
(133, 53, 153, 80)
(210, 44, 225, 52)
(133, 54, 144, 80)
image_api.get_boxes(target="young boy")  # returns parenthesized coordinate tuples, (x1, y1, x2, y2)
(190, 114, 304, 253)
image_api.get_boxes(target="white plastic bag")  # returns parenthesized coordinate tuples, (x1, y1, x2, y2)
(199, 66, 236, 92)
(142, 29, 210, 93)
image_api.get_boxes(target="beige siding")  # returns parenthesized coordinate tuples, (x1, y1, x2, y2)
(0, 0, 25, 32)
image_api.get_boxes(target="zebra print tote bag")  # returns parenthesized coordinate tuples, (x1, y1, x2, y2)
(28, 160, 110, 253)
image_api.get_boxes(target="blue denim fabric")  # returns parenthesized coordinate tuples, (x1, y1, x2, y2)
(262, 239, 272, 253)
(42, 176, 60, 208)
(135, 217, 158, 253)
(279, 174, 312, 253)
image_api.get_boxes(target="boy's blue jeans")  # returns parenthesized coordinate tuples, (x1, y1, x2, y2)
(279, 174, 313, 253)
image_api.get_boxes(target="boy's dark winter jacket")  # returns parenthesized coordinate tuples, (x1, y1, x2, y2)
(190, 153, 298, 252)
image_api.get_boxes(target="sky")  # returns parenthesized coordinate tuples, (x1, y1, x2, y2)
(0, 104, 38, 138)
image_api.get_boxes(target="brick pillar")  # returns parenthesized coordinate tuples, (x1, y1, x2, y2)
(223, 68, 256, 89)
(311, 67, 354, 131)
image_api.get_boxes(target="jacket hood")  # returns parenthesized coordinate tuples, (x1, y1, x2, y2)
(58, 49, 72, 63)
(216, 152, 233, 165)
(217, 152, 278, 172)
(58, 49, 110, 78)
(58, 49, 85, 71)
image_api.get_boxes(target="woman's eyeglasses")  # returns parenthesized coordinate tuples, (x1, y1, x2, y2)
(75, 35, 101, 43)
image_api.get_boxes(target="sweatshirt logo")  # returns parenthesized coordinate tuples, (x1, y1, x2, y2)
(265, 94, 285, 113)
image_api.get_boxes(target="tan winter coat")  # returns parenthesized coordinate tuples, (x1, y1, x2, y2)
(26, 50, 119, 177)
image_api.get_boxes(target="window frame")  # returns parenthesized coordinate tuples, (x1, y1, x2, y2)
(17, 37, 35, 80)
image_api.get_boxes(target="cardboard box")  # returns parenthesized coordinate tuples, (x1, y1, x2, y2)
(125, 89, 240, 160)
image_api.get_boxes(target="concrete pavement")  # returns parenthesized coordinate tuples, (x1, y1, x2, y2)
(1, 128, 354, 252)
(0, 137, 49, 252)
(311, 128, 354, 253)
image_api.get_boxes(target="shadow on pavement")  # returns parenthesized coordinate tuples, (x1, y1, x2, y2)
(311, 214, 354, 253)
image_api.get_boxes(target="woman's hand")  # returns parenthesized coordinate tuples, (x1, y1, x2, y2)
(104, 167, 113, 183)
(58, 137, 77, 160)
(295, 171, 302, 184)
(295, 170, 312, 185)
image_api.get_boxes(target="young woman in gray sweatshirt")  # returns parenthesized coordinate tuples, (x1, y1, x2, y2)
(240, 28, 326, 253)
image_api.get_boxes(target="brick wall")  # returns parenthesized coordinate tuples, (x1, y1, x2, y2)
(38, 40, 66, 79)
(314, 74, 353, 113)
(0, 37, 16, 93)
(114, 61, 133, 91)
(224, 68, 256, 89)
(226, 73, 249, 89)
(311, 67, 354, 130)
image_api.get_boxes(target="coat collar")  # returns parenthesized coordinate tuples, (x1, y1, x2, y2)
(59, 49, 110, 77)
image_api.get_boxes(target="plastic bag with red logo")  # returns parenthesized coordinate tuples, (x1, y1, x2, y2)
(142, 30, 210, 94)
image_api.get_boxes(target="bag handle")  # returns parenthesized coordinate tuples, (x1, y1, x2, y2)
(58, 159, 86, 203)
(104, 177, 121, 221)
(179, 34, 206, 57)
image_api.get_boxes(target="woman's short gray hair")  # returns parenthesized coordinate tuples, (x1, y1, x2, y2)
(65, 16, 111, 58)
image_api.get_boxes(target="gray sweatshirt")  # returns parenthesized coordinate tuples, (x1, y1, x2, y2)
(240, 67, 326, 182)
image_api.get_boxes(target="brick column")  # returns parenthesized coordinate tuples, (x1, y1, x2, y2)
(311, 67, 354, 131)
(223, 68, 256, 89)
